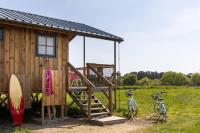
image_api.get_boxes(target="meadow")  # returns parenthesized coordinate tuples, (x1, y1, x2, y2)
(115, 86, 200, 133)
(2, 86, 200, 133)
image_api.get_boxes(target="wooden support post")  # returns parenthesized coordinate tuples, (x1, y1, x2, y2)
(114, 41, 117, 109)
(87, 63, 91, 118)
(61, 105, 64, 121)
(109, 86, 113, 115)
(88, 86, 92, 118)
(41, 106, 44, 125)
(83, 36, 86, 76)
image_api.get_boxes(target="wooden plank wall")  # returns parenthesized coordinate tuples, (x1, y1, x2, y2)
(42, 70, 65, 106)
(0, 40, 4, 93)
(0, 24, 69, 108)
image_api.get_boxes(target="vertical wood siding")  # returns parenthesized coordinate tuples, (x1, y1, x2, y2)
(0, 24, 69, 108)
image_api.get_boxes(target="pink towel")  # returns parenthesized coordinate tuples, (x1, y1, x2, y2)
(69, 71, 78, 81)
(45, 69, 53, 96)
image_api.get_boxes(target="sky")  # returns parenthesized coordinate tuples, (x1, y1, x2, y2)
(1, 0, 200, 74)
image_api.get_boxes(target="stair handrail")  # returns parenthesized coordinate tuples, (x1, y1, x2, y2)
(87, 63, 115, 87)
(68, 62, 95, 88)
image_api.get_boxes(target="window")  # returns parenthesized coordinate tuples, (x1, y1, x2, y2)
(0, 28, 3, 40)
(36, 34, 56, 57)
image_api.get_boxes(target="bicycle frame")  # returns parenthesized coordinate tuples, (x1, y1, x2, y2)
(128, 96, 138, 112)
(156, 100, 167, 115)
(126, 91, 138, 118)
(151, 92, 167, 122)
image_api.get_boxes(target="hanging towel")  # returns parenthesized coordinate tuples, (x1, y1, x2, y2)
(45, 69, 53, 96)
(69, 70, 78, 81)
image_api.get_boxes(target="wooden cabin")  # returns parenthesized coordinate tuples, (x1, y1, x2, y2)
(0, 8, 123, 123)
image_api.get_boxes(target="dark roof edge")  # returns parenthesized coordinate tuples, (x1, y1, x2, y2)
(0, 18, 123, 43)
(0, 7, 124, 43)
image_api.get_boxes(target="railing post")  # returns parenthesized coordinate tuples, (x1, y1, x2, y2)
(109, 86, 113, 115)
(114, 41, 117, 110)
(88, 86, 92, 118)
(83, 36, 86, 76)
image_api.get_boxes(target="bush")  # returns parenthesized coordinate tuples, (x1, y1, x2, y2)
(150, 79, 161, 86)
(137, 77, 151, 86)
(161, 71, 190, 86)
(191, 73, 200, 86)
(122, 73, 137, 85)
(137, 77, 161, 86)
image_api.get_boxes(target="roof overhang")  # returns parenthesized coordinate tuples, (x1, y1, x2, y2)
(0, 19, 123, 43)
(0, 8, 124, 43)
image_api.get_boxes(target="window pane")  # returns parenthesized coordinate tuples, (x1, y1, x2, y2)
(38, 46, 46, 55)
(38, 36, 46, 45)
(46, 47, 54, 55)
(47, 37, 54, 46)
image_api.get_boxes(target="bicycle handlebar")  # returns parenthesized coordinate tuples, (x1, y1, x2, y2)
(151, 92, 167, 100)
(152, 92, 167, 96)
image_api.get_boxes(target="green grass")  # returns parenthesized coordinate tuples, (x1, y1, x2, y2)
(0, 128, 30, 133)
(2, 86, 200, 133)
(115, 87, 200, 133)
(12, 128, 30, 133)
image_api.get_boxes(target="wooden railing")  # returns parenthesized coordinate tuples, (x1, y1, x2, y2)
(67, 62, 95, 117)
(87, 64, 115, 87)
(87, 63, 114, 113)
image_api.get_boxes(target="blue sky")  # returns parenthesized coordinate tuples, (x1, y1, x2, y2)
(1, 0, 200, 74)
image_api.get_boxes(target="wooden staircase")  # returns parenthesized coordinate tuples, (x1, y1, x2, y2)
(67, 62, 115, 118)
(68, 91, 110, 117)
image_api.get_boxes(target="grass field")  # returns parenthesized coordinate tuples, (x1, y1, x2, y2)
(115, 87, 200, 133)
(2, 86, 200, 133)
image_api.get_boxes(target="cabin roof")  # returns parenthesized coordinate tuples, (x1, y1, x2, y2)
(0, 8, 123, 42)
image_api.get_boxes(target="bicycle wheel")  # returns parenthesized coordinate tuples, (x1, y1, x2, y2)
(163, 113, 167, 122)
(132, 106, 138, 116)
(161, 104, 167, 122)
(128, 105, 138, 119)
(154, 103, 161, 117)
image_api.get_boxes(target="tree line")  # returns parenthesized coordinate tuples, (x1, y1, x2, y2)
(120, 71, 200, 86)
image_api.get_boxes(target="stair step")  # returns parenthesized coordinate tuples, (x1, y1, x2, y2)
(83, 103, 102, 106)
(78, 98, 98, 102)
(91, 112, 110, 116)
(85, 107, 106, 111)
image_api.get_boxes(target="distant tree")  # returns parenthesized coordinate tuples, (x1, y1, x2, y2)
(161, 71, 190, 86)
(137, 71, 145, 80)
(187, 73, 193, 79)
(122, 73, 137, 86)
(191, 73, 200, 86)
(175, 73, 191, 86)
(136, 71, 163, 80)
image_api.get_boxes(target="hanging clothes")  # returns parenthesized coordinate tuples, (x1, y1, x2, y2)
(45, 69, 53, 96)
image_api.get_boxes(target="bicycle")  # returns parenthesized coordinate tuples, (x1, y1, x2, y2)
(126, 91, 138, 119)
(151, 92, 167, 122)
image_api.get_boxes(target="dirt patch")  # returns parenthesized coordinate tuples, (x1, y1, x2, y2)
(21, 118, 152, 133)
